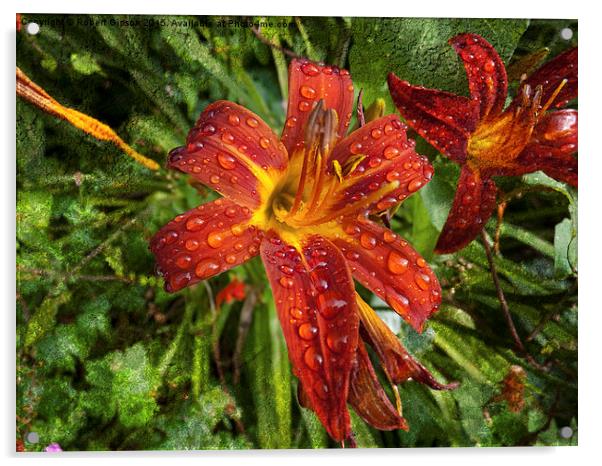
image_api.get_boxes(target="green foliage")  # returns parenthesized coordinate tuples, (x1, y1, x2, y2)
(17, 14, 576, 451)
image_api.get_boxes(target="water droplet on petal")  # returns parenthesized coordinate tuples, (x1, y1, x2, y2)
(171, 272, 191, 290)
(383, 230, 397, 243)
(326, 334, 348, 353)
(384, 123, 395, 135)
(290, 307, 304, 319)
(195, 259, 219, 278)
(279, 276, 294, 288)
(300, 85, 317, 99)
(286, 116, 297, 127)
(408, 179, 423, 192)
(164, 231, 179, 244)
(416, 257, 426, 267)
(217, 153, 236, 170)
(231, 224, 244, 236)
(386, 170, 400, 182)
(415, 273, 431, 290)
(321, 298, 347, 319)
(387, 251, 409, 274)
(303, 347, 323, 371)
(221, 131, 235, 144)
(259, 137, 270, 149)
(202, 124, 216, 135)
(225, 254, 237, 264)
(176, 254, 192, 269)
(185, 239, 200, 251)
(350, 142, 363, 154)
(299, 323, 318, 340)
(384, 146, 400, 159)
(228, 114, 240, 126)
(360, 233, 377, 249)
(371, 128, 383, 139)
(298, 101, 311, 112)
(246, 118, 259, 128)
(207, 231, 224, 248)
(301, 62, 320, 76)
(484, 59, 495, 73)
(225, 206, 237, 218)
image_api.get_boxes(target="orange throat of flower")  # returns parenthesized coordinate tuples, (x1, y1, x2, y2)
(466, 79, 568, 172)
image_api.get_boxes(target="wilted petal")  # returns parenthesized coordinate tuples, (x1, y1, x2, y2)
(517, 47, 577, 109)
(312, 115, 433, 221)
(331, 217, 441, 332)
(356, 296, 458, 390)
(449, 33, 508, 120)
(387, 72, 479, 162)
(435, 166, 497, 254)
(348, 340, 408, 431)
(260, 233, 359, 442)
(150, 199, 262, 292)
(168, 100, 288, 209)
(281, 59, 354, 155)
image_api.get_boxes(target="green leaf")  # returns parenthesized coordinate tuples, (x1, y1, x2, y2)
(25, 291, 72, 347)
(70, 52, 102, 75)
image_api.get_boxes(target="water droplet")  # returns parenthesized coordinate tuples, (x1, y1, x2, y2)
(195, 259, 219, 278)
(313, 381, 329, 400)
(350, 142, 363, 154)
(303, 347, 323, 371)
(164, 231, 179, 244)
(384, 146, 400, 159)
(175, 254, 192, 269)
(290, 307, 304, 319)
(383, 230, 397, 243)
(246, 118, 259, 128)
(207, 231, 224, 248)
(286, 116, 297, 127)
(386, 170, 400, 182)
(387, 251, 409, 274)
(298, 101, 311, 112)
(228, 114, 240, 126)
(371, 128, 383, 139)
(368, 157, 382, 168)
(345, 251, 360, 261)
(224, 207, 237, 218)
(221, 131, 235, 144)
(321, 298, 347, 319)
(384, 123, 395, 135)
(225, 254, 237, 264)
(300, 85, 317, 99)
(279, 265, 294, 275)
(210, 175, 220, 184)
(185, 239, 200, 251)
(326, 334, 348, 353)
(301, 62, 320, 76)
(484, 60, 495, 73)
(259, 137, 270, 149)
(360, 233, 377, 249)
(279, 276, 295, 288)
(230, 224, 244, 236)
(298, 323, 318, 340)
(415, 273, 430, 290)
(217, 153, 236, 170)
(234, 241, 244, 251)
(344, 224, 360, 235)
(314, 278, 329, 293)
(416, 257, 426, 267)
(202, 124, 216, 135)
(171, 272, 191, 290)
(408, 179, 423, 192)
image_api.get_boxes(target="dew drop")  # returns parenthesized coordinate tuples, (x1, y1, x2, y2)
(185, 239, 200, 251)
(360, 232, 377, 250)
(217, 153, 236, 170)
(415, 273, 431, 290)
(225, 206, 238, 218)
(246, 118, 259, 128)
(171, 272, 191, 290)
(371, 128, 383, 139)
(303, 347, 323, 371)
(175, 254, 192, 269)
(298, 323, 318, 340)
(383, 230, 397, 243)
(408, 179, 423, 192)
(326, 334, 348, 353)
(234, 241, 244, 251)
(231, 224, 244, 236)
(221, 131, 235, 144)
(386, 170, 400, 182)
(195, 259, 219, 278)
(164, 230, 179, 244)
(210, 175, 220, 184)
(207, 231, 224, 248)
(350, 142, 363, 154)
(202, 124, 216, 135)
(344, 223, 360, 236)
(300, 85, 317, 99)
(225, 254, 237, 264)
(384, 123, 395, 135)
(228, 114, 240, 126)
(368, 157, 382, 168)
(321, 298, 347, 319)
(313, 381, 329, 400)
(384, 146, 400, 159)
(387, 251, 409, 274)
(298, 101, 311, 112)
(416, 257, 426, 267)
(259, 137, 270, 149)
(290, 307, 304, 319)
(301, 62, 320, 76)
(279, 276, 295, 288)
(286, 116, 297, 128)
(484, 60, 495, 73)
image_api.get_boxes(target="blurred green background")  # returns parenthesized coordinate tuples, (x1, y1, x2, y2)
(16, 15, 577, 450)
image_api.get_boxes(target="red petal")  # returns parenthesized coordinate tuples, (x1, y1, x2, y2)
(449, 33, 508, 120)
(356, 296, 458, 390)
(331, 218, 441, 332)
(348, 340, 408, 431)
(387, 72, 478, 163)
(435, 167, 497, 254)
(150, 199, 262, 292)
(510, 110, 578, 187)
(168, 101, 287, 209)
(312, 115, 434, 221)
(260, 233, 359, 442)
(280, 59, 354, 155)
(518, 47, 577, 109)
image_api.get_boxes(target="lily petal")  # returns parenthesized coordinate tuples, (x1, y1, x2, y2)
(314, 115, 433, 221)
(387, 72, 479, 162)
(356, 296, 458, 390)
(511, 110, 578, 187)
(168, 100, 288, 209)
(260, 233, 359, 442)
(435, 166, 497, 254)
(449, 33, 508, 120)
(331, 217, 441, 332)
(281, 59, 354, 155)
(517, 47, 577, 109)
(150, 199, 262, 292)
(348, 340, 409, 431)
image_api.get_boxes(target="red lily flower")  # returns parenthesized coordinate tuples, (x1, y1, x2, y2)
(388, 33, 578, 254)
(150, 59, 455, 443)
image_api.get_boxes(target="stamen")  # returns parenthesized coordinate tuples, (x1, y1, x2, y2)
(332, 160, 344, 182)
(392, 384, 402, 416)
(540, 78, 568, 114)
